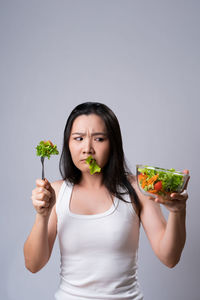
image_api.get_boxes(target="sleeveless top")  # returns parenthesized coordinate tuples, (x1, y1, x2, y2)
(54, 180, 143, 300)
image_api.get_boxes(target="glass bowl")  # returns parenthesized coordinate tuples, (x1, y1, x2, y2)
(136, 164, 189, 198)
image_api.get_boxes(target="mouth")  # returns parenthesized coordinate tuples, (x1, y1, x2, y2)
(85, 155, 101, 175)
(80, 157, 96, 161)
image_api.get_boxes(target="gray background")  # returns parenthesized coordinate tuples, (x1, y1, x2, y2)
(0, 0, 199, 299)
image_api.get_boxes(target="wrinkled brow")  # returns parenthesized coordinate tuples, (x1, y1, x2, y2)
(71, 132, 107, 136)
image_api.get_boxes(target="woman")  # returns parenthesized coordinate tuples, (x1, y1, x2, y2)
(23, 102, 190, 300)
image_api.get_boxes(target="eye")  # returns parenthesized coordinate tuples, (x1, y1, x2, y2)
(73, 137, 105, 142)
(95, 138, 104, 142)
(74, 137, 83, 141)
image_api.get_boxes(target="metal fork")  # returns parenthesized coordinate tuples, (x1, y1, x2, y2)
(41, 156, 45, 180)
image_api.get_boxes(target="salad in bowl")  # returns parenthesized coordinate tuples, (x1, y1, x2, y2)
(136, 164, 189, 198)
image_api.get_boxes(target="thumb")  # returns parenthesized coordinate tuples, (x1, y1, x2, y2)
(43, 178, 51, 189)
(182, 170, 190, 190)
(183, 169, 189, 175)
(44, 179, 55, 196)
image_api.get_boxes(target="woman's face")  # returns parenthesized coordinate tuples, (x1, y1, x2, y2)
(68, 114, 110, 173)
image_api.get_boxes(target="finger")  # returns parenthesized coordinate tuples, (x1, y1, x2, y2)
(36, 179, 46, 187)
(39, 192, 51, 202)
(149, 193, 171, 202)
(32, 199, 50, 208)
(170, 192, 188, 201)
(181, 170, 190, 189)
(42, 188, 52, 198)
(32, 187, 51, 198)
(184, 175, 190, 190)
(155, 197, 182, 206)
(155, 193, 187, 205)
(44, 178, 51, 188)
(154, 197, 167, 205)
(36, 178, 50, 189)
(183, 169, 189, 175)
(148, 196, 156, 201)
(32, 193, 50, 202)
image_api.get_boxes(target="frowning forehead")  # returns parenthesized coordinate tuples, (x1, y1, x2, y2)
(72, 132, 107, 136)
(71, 114, 107, 135)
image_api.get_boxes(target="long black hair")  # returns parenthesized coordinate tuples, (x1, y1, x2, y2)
(59, 102, 140, 213)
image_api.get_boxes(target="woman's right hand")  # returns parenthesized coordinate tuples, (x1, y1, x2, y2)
(31, 178, 56, 217)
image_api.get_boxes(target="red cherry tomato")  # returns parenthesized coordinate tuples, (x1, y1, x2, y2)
(154, 181, 162, 191)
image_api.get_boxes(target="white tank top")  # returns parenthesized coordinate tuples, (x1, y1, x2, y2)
(54, 180, 143, 300)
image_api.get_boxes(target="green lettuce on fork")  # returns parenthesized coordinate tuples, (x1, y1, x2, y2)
(36, 140, 59, 159)
(36, 140, 59, 180)
(86, 155, 101, 175)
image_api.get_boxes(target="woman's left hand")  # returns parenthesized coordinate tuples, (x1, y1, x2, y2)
(153, 170, 190, 213)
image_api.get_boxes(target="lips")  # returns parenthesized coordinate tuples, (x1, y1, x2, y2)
(81, 157, 96, 161)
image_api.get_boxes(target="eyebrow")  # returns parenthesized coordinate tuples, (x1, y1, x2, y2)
(71, 132, 107, 136)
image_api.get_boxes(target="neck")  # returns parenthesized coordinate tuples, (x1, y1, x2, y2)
(79, 172, 104, 189)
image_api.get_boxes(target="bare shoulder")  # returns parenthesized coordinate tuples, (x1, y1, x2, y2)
(48, 180, 64, 220)
(126, 174, 141, 217)
(127, 173, 139, 195)
(51, 179, 64, 200)
(127, 173, 136, 185)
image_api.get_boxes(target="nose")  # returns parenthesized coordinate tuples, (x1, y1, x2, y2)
(82, 137, 94, 154)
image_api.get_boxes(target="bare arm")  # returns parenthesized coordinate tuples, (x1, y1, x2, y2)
(131, 172, 189, 268)
(157, 207, 186, 267)
(23, 179, 62, 273)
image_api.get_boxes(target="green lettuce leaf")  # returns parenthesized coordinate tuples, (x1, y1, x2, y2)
(86, 155, 101, 175)
(36, 140, 59, 159)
